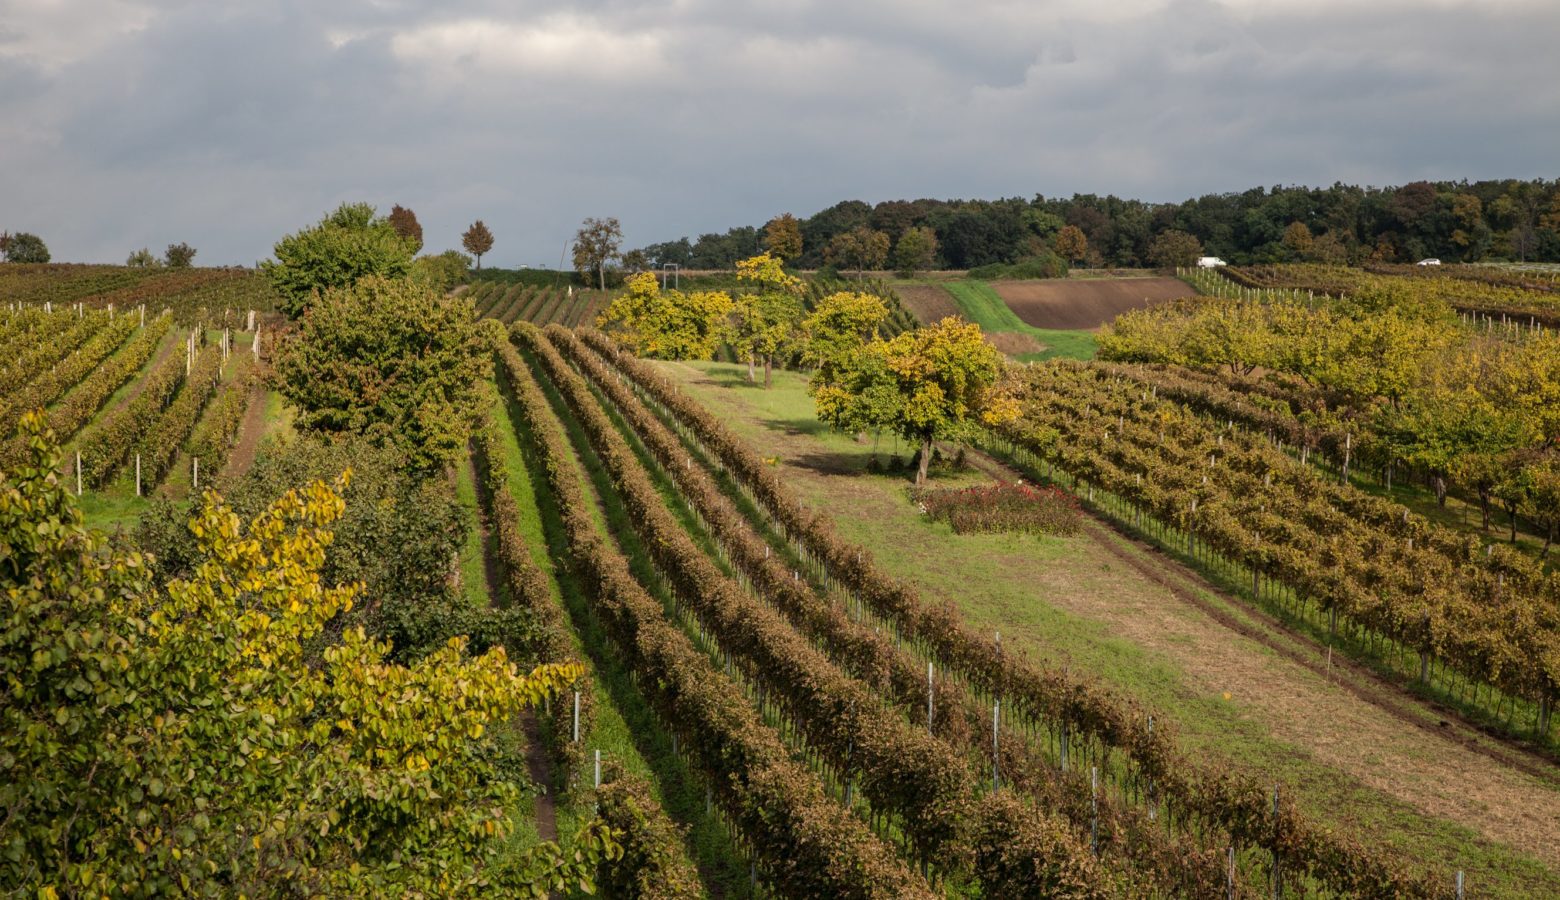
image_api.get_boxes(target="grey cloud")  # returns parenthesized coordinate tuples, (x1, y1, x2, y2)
(1, 0, 1557, 264)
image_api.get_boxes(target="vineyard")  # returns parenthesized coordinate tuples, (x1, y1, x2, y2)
(0, 270, 273, 514)
(1206, 263, 1560, 328)
(7, 244, 1560, 896)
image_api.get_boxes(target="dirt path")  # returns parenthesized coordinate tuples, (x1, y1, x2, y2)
(993, 276, 1192, 329)
(520, 710, 559, 842)
(662, 361, 1560, 878)
(958, 442, 1560, 782)
(218, 387, 269, 482)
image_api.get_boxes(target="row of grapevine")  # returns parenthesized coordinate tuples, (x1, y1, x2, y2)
(467, 399, 598, 795)
(184, 356, 257, 477)
(996, 361, 1558, 738)
(76, 340, 192, 489)
(467, 388, 703, 893)
(136, 345, 224, 486)
(575, 328, 1445, 898)
(1222, 263, 1560, 325)
(2, 265, 281, 325)
(0, 314, 139, 435)
(0, 309, 112, 397)
(495, 334, 937, 898)
(555, 326, 1238, 896)
(472, 284, 613, 328)
(522, 325, 1001, 876)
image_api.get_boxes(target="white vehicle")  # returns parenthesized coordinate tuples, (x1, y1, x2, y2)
(1417, 258, 1441, 266)
(1196, 256, 1227, 268)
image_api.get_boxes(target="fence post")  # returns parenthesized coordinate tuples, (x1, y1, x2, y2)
(572, 690, 581, 743)
(75, 452, 82, 497)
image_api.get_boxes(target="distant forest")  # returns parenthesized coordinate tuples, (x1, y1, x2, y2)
(635, 179, 1560, 271)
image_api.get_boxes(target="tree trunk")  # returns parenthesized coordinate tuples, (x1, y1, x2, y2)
(1542, 527, 1553, 559)
(916, 437, 933, 485)
(599, 260, 606, 291)
(763, 356, 773, 388)
(476, 253, 482, 271)
(747, 353, 756, 383)
(1509, 506, 1519, 543)
(1432, 474, 1448, 507)
(1478, 489, 1491, 530)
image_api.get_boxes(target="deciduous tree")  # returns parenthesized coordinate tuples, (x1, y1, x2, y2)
(261, 203, 415, 317)
(597, 271, 732, 360)
(763, 213, 803, 261)
(389, 204, 424, 253)
(726, 253, 804, 386)
(826, 226, 891, 279)
(164, 241, 197, 268)
(1053, 225, 1088, 265)
(811, 317, 1010, 484)
(0, 417, 615, 896)
(1281, 222, 1313, 260)
(1146, 229, 1202, 269)
(892, 226, 939, 277)
(126, 247, 160, 268)
(462, 220, 495, 270)
(0, 231, 49, 263)
(272, 275, 491, 474)
(573, 217, 623, 289)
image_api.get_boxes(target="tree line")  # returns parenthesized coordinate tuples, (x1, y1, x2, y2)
(632, 178, 1560, 272)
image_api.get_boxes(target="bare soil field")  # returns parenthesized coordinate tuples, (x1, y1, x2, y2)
(994, 276, 1193, 329)
(894, 283, 962, 324)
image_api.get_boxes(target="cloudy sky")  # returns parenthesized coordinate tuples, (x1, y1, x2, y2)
(3, 0, 1557, 265)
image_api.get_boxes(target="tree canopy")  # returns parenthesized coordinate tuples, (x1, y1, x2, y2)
(272, 275, 491, 474)
(389, 204, 424, 253)
(0, 231, 50, 263)
(596, 272, 733, 360)
(463, 220, 494, 269)
(762, 213, 803, 261)
(0, 417, 614, 896)
(811, 316, 1011, 483)
(261, 203, 416, 317)
(164, 242, 196, 268)
(573, 217, 623, 289)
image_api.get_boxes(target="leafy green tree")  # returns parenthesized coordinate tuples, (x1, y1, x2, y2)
(126, 247, 161, 268)
(812, 317, 1010, 484)
(389, 204, 424, 253)
(1518, 456, 1560, 557)
(763, 213, 803, 261)
(1053, 225, 1088, 265)
(0, 416, 616, 896)
(726, 253, 805, 386)
(1146, 229, 1203, 269)
(597, 272, 732, 360)
(892, 226, 939, 277)
(1374, 390, 1529, 506)
(825, 226, 891, 279)
(261, 203, 415, 317)
(412, 249, 473, 292)
(1281, 222, 1313, 260)
(573, 217, 623, 289)
(272, 276, 492, 474)
(164, 242, 197, 268)
(0, 231, 49, 263)
(463, 220, 495, 270)
(802, 290, 889, 394)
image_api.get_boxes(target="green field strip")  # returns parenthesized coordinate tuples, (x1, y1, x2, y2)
(497, 359, 747, 895)
(942, 280, 1098, 361)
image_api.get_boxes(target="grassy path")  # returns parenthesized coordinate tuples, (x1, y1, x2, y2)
(493, 371, 736, 895)
(655, 358, 1560, 897)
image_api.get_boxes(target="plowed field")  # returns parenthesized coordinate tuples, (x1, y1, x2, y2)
(993, 276, 1193, 329)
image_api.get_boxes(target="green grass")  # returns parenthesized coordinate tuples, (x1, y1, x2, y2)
(495, 369, 742, 896)
(942, 280, 1097, 361)
(660, 359, 1560, 898)
(452, 450, 492, 608)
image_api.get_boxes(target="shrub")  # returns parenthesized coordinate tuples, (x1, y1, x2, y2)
(910, 481, 1081, 535)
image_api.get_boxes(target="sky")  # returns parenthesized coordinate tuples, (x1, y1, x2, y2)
(2, 0, 1558, 266)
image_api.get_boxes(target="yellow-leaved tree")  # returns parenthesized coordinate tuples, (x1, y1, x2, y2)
(597, 272, 733, 360)
(727, 253, 805, 386)
(810, 317, 1011, 483)
(0, 415, 616, 897)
